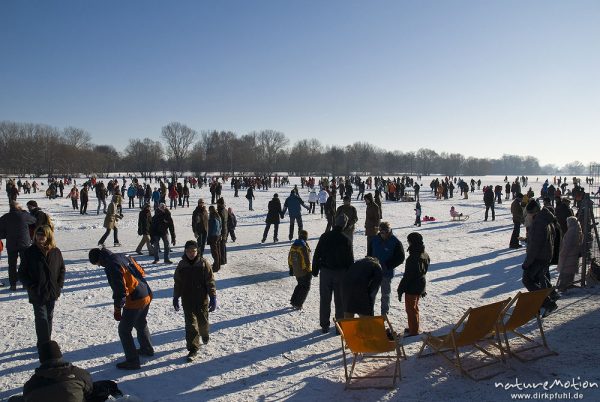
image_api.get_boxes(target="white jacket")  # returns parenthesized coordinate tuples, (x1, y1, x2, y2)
(318, 189, 328, 204)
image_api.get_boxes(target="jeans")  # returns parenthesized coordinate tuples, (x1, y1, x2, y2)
(99, 228, 119, 245)
(485, 204, 495, 220)
(118, 304, 153, 363)
(152, 234, 170, 261)
(7, 249, 26, 287)
(196, 232, 207, 256)
(208, 236, 221, 272)
(288, 215, 303, 240)
(510, 221, 521, 247)
(97, 198, 107, 214)
(33, 300, 55, 345)
(379, 275, 392, 316)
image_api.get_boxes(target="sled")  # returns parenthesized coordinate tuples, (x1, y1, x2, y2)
(451, 215, 469, 222)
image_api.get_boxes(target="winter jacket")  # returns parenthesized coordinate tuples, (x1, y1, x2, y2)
(335, 204, 358, 232)
(368, 233, 405, 278)
(308, 190, 318, 203)
(397, 247, 429, 297)
(208, 215, 222, 238)
(173, 255, 216, 308)
(127, 185, 136, 198)
(22, 359, 93, 402)
(98, 248, 152, 309)
(511, 198, 524, 224)
(364, 202, 380, 236)
(343, 257, 382, 316)
(151, 208, 175, 241)
(288, 239, 311, 277)
(324, 195, 336, 218)
(283, 193, 307, 218)
(227, 212, 237, 232)
(557, 217, 582, 275)
(524, 207, 556, 268)
(29, 207, 53, 233)
(19, 245, 65, 304)
(79, 187, 88, 203)
(0, 207, 37, 251)
(483, 188, 494, 206)
(245, 187, 255, 200)
(312, 227, 354, 275)
(318, 189, 329, 204)
(137, 208, 152, 236)
(266, 198, 283, 224)
(192, 206, 209, 235)
(217, 204, 228, 238)
(103, 202, 119, 230)
(555, 200, 574, 236)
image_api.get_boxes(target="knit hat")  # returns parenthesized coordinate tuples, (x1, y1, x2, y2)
(407, 232, 423, 246)
(88, 248, 102, 264)
(26, 200, 38, 208)
(184, 240, 198, 250)
(334, 213, 348, 228)
(38, 340, 62, 363)
(273, 193, 278, 198)
(526, 199, 541, 214)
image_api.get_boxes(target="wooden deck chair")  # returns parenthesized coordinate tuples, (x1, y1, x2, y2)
(334, 315, 406, 389)
(498, 288, 558, 361)
(417, 299, 510, 381)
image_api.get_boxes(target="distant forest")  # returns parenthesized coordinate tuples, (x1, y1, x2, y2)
(0, 120, 592, 178)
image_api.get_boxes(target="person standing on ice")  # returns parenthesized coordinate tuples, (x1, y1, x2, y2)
(150, 203, 176, 264)
(509, 193, 524, 248)
(97, 195, 121, 247)
(288, 230, 312, 310)
(262, 193, 283, 243)
(0, 202, 37, 290)
(18, 225, 65, 346)
(312, 213, 354, 334)
(88, 247, 154, 370)
(173, 240, 217, 362)
(282, 190, 310, 241)
(397, 232, 429, 337)
(364, 193, 380, 255)
(483, 186, 495, 221)
(335, 196, 358, 245)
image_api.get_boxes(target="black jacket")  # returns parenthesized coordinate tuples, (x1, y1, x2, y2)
(0, 207, 37, 250)
(137, 208, 152, 236)
(19, 245, 65, 304)
(524, 207, 556, 267)
(397, 247, 429, 297)
(151, 208, 175, 240)
(266, 198, 283, 224)
(23, 359, 93, 402)
(173, 255, 216, 308)
(343, 257, 382, 316)
(192, 206, 208, 235)
(312, 227, 354, 275)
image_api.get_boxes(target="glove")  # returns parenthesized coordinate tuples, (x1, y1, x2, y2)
(312, 270, 318, 278)
(113, 307, 122, 321)
(289, 267, 294, 276)
(397, 292, 403, 302)
(173, 297, 180, 311)
(209, 295, 217, 312)
(172, 239, 176, 246)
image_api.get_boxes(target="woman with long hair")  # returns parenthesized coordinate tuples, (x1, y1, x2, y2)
(18, 224, 65, 346)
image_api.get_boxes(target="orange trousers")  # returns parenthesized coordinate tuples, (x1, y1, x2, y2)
(405, 294, 420, 335)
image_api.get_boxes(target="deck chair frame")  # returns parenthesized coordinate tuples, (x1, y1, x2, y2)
(334, 315, 406, 390)
(498, 288, 558, 362)
(417, 299, 510, 381)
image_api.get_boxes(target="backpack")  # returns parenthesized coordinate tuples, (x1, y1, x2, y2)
(288, 241, 311, 276)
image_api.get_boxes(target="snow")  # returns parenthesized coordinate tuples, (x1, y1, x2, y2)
(1, 176, 599, 402)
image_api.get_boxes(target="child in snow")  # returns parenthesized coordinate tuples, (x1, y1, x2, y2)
(288, 230, 312, 310)
(397, 232, 429, 337)
(173, 240, 217, 362)
(450, 206, 463, 219)
(414, 202, 421, 227)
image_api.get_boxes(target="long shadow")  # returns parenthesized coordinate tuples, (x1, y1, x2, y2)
(430, 248, 522, 273)
(468, 226, 512, 234)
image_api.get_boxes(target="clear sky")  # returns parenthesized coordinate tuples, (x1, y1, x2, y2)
(1, 0, 598, 166)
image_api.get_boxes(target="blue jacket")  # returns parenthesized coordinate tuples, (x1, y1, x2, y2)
(98, 248, 152, 309)
(283, 193, 307, 218)
(208, 216, 222, 237)
(369, 233, 405, 278)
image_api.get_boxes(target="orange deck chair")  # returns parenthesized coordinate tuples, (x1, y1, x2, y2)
(334, 315, 406, 389)
(417, 299, 510, 381)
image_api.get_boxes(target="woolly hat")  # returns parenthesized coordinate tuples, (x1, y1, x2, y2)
(273, 193, 278, 198)
(335, 213, 348, 228)
(407, 232, 423, 246)
(38, 340, 62, 363)
(526, 199, 541, 214)
(26, 200, 38, 208)
(184, 240, 198, 250)
(88, 248, 102, 264)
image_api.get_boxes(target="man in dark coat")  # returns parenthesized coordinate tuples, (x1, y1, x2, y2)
(312, 213, 354, 333)
(14, 341, 93, 402)
(335, 196, 358, 244)
(0, 202, 37, 289)
(192, 198, 209, 255)
(216, 198, 228, 265)
(522, 200, 558, 315)
(342, 257, 382, 317)
(150, 203, 176, 264)
(509, 193, 524, 248)
(282, 190, 309, 241)
(554, 197, 574, 239)
(262, 193, 283, 243)
(135, 203, 153, 255)
(173, 240, 217, 361)
(483, 186, 495, 221)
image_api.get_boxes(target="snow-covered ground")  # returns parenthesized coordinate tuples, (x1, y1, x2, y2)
(1, 176, 599, 402)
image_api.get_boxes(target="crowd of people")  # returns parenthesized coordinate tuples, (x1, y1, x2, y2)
(0, 172, 594, 400)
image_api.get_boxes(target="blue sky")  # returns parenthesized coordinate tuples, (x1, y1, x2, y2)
(1, 0, 598, 166)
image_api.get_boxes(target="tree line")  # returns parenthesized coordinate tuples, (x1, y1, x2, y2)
(0, 120, 590, 178)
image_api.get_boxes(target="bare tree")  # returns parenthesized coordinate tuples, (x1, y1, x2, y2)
(254, 130, 289, 174)
(161, 122, 196, 177)
(63, 126, 92, 149)
(124, 138, 164, 177)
